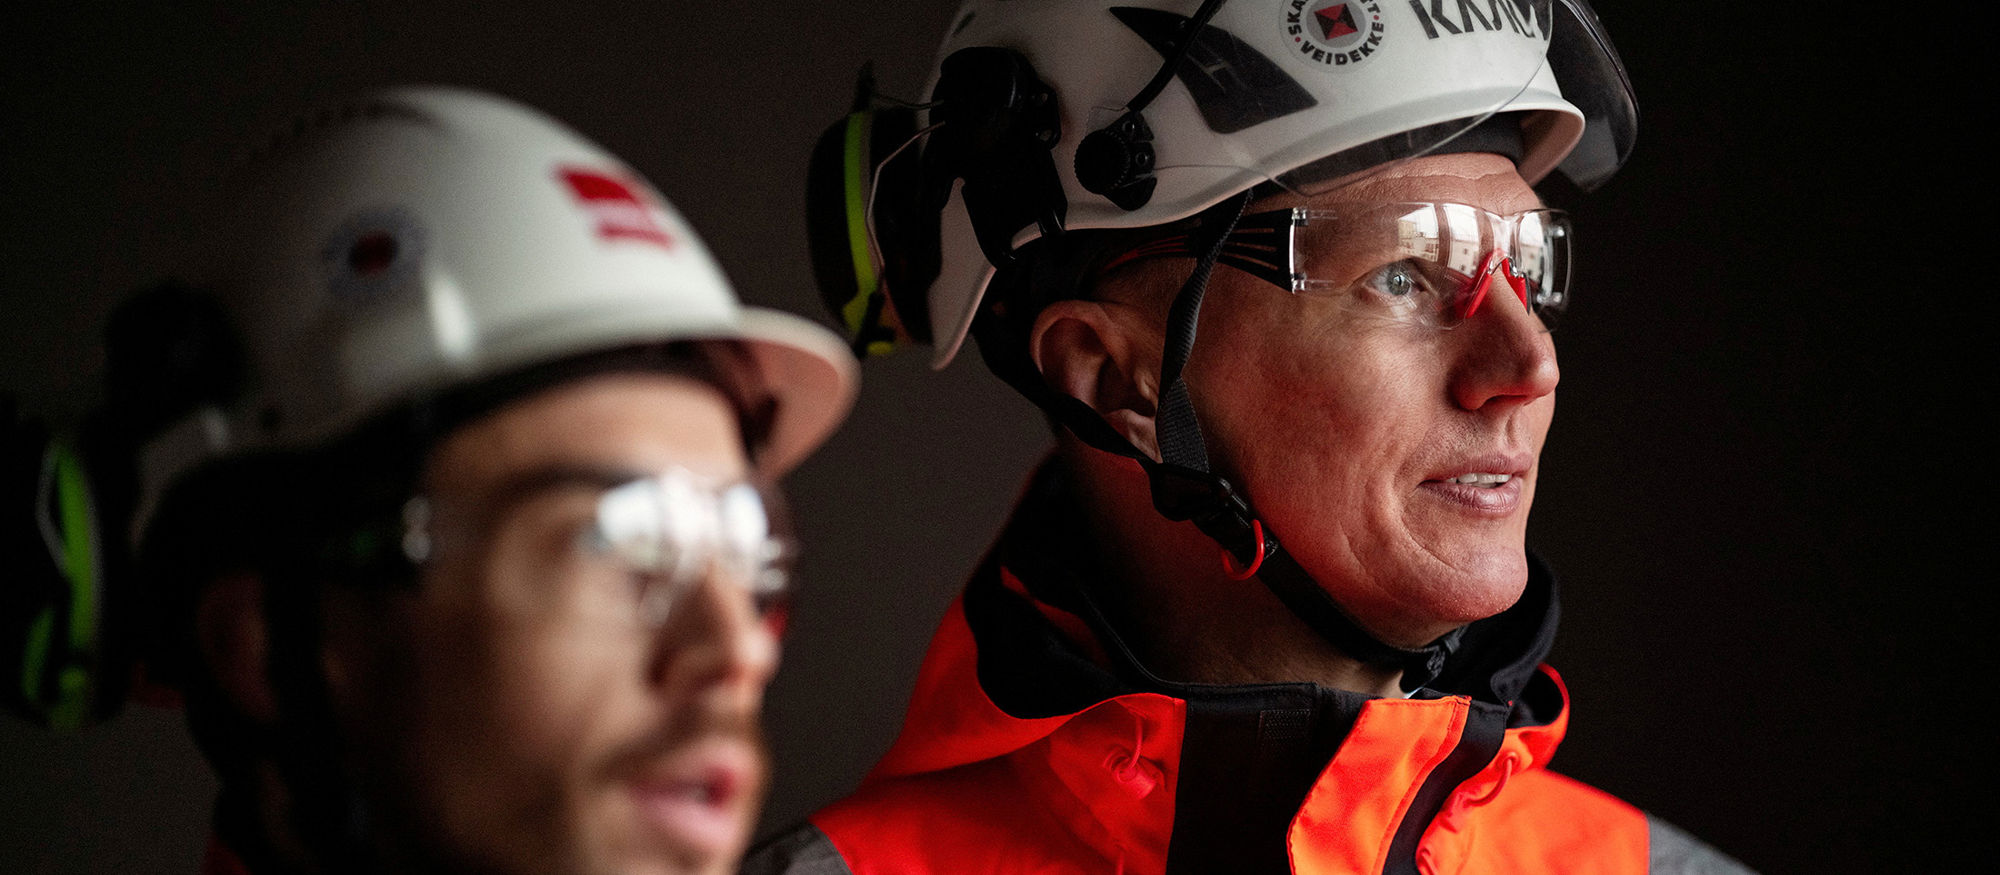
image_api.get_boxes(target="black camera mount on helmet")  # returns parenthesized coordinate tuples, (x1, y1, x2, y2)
(1072, 0, 1231, 212)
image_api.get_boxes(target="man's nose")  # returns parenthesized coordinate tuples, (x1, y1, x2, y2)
(1449, 259, 1560, 412)
(648, 564, 781, 703)
(1454, 251, 1530, 321)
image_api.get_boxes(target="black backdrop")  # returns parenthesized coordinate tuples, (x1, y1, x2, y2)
(1, 3, 1976, 872)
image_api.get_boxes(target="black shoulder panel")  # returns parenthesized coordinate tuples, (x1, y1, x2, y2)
(740, 822, 854, 875)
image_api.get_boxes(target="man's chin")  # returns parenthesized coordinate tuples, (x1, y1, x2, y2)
(1421, 552, 1532, 625)
(589, 739, 764, 875)
(1342, 551, 1530, 646)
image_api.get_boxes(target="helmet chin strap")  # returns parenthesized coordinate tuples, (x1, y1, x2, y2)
(1000, 190, 1464, 693)
(260, 563, 383, 870)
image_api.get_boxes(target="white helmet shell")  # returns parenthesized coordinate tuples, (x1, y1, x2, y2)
(140, 86, 856, 528)
(918, 0, 1593, 366)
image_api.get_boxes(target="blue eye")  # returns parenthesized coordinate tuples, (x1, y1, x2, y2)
(1362, 261, 1435, 300)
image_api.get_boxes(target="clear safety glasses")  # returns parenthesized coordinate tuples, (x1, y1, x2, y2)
(401, 468, 794, 629)
(586, 473, 793, 624)
(1107, 202, 1573, 331)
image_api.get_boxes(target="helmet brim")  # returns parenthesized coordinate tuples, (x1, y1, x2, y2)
(731, 307, 859, 476)
(441, 301, 857, 477)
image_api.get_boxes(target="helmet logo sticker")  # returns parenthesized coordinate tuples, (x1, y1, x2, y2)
(1407, 0, 1549, 41)
(322, 207, 426, 303)
(1283, 0, 1385, 68)
(557, 167, 676, 249)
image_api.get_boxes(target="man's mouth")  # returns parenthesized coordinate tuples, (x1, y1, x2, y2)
(1418, 457, 1530, 514)
(1440, 472, 1513, 488)
(650, 778, 725, 805)
(625, 739, 759, 858)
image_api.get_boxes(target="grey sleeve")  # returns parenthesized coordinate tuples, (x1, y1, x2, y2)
(1649, 815, 1758, 875)
(739, 821, 854, 875)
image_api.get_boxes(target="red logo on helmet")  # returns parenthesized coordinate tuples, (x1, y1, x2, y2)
(1284, 0, 1385, 68)
(1316, 2, 1359, 39)
(557, 167, 674, 249)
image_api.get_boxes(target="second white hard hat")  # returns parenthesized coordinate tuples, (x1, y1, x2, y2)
(139, 85, 857, 534)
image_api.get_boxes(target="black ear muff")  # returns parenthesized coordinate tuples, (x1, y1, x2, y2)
(808, 50, 1070, 355)
(924, 46, 1068, 271)
(807, 67, 925, 357)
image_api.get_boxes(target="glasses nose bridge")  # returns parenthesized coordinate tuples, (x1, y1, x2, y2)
(1456, 249, 1530, 321)
(636, 519, 790, 631)
(639, 553, 782, 698)
(636, 540, 735, 628)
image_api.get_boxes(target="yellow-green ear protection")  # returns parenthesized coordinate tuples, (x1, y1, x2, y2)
(3, 281, 242, 730)
(806, 66, 925, 357)
(804, 50, 1069, 359)
(2, 408, 121, 731)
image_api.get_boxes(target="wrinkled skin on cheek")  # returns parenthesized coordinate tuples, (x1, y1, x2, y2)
(1194, 303, 1549, 643)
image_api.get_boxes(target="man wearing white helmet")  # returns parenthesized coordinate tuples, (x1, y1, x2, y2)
(751, 1, 1750, 873)
(17, 86, 855, 874)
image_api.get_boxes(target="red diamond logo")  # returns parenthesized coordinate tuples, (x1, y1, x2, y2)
(1315, 2, 1358, 40)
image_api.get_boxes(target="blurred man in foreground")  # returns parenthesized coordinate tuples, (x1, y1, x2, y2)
(9, 86, 854, 874)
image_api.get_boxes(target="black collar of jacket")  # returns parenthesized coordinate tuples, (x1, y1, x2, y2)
(962, 459, 1567, 874)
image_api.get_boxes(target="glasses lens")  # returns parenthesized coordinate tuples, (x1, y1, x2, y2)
(1514, 210, 1570, 328)
(716, 482, 795, 606)
(595, 476, 700, 579)
(587, 472, 793, 626)
(1288, 203, 1569, 330)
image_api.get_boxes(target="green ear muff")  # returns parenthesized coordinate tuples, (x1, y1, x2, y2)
(812, 106, 900, 359)
(22, 438, 104, 730)
(806, 67, 924, 357)
(3, 282, 241, 730)
(4, 420, 118, 732)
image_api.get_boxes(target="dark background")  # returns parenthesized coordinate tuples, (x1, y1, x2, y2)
(1, 2, 1974, 873)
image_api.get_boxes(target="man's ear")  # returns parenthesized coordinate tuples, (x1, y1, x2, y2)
(195, 572, 278, 724)
(1030, 299, 1162, 460)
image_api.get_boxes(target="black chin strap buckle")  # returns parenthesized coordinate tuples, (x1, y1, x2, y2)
(1407, 626, 1466, 692)
(1144, 463, 1269, 573)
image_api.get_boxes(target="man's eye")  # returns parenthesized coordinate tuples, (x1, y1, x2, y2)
(580, 523, 675, 574)
(570, 527, 626, 583)
(1361, 261, 1434, 300)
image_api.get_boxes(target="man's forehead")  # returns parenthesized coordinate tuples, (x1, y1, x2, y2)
(425, 371, 746, 494)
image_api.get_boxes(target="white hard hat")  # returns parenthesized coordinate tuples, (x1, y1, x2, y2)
(137, 86, 857, 530)
(902, 0, 1634, 366)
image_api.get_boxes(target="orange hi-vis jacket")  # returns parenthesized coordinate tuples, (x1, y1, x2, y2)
(746, 468, 1753, 875)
